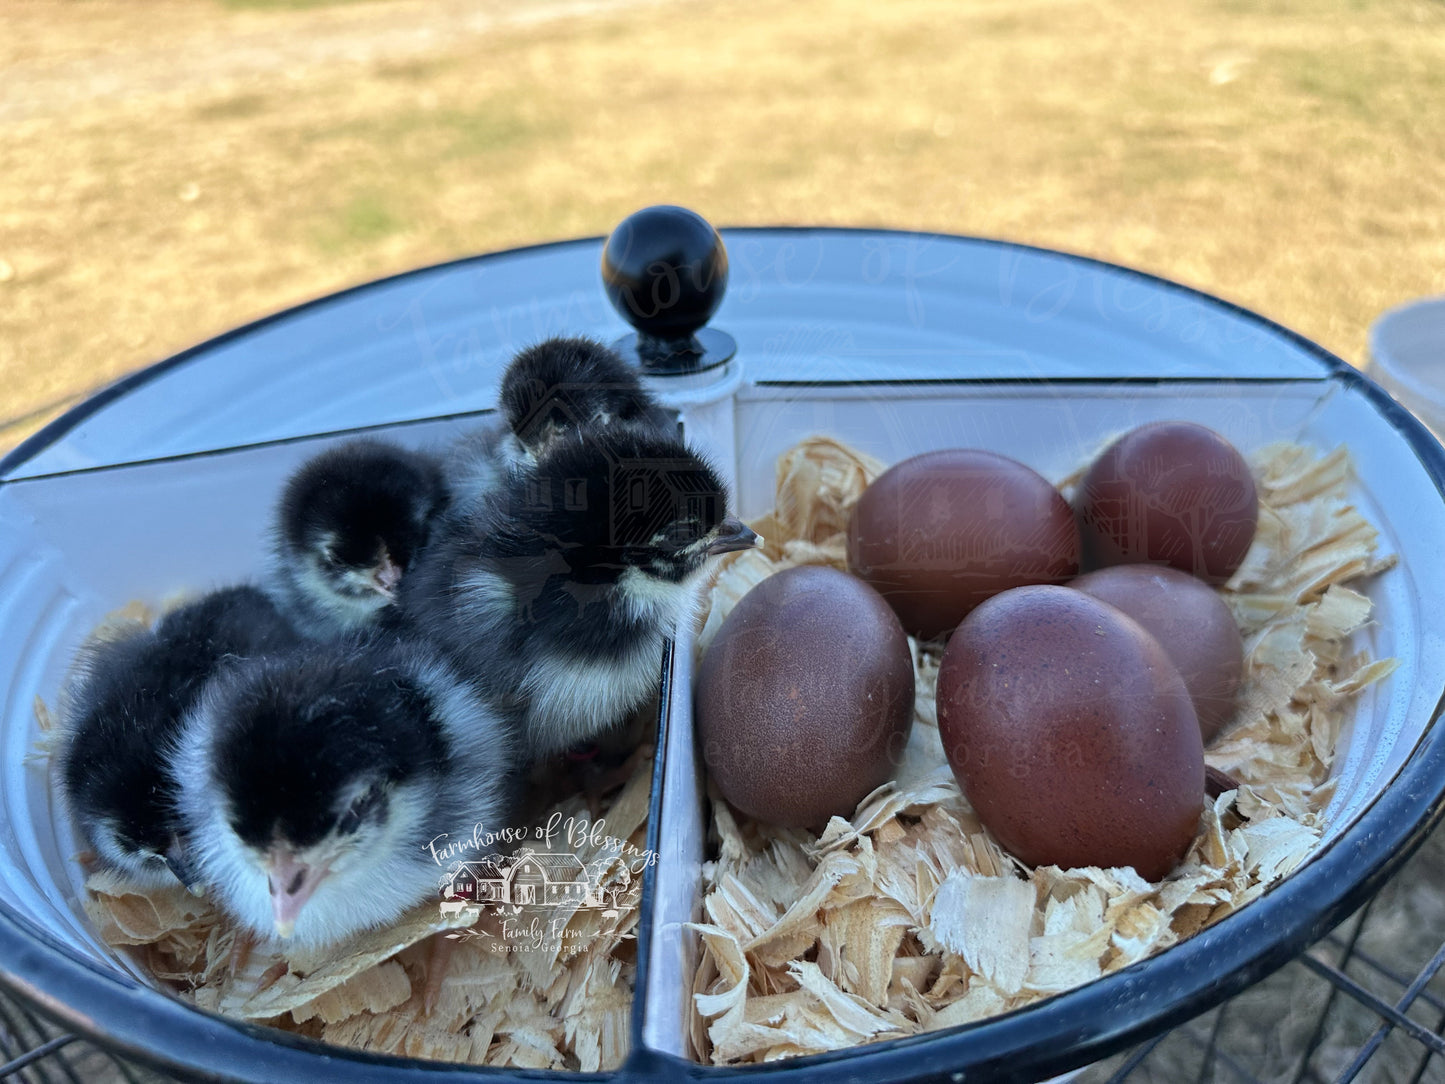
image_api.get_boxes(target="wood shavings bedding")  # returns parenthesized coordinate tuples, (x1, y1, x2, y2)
(690, 435, 1397, 1065)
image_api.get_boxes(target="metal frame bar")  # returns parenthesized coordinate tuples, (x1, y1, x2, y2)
(0, 998, 148, 1084)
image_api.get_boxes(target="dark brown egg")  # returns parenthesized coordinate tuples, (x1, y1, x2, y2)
(695, 565, 915, 829)
(1072, 565, 1243, 742)
(1076, 421, 1257, 584)
(936, 585, 1204, 881)
(846, 449, 1081, 641)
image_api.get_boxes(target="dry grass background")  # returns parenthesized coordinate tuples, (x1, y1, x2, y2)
(4, 1, 1445, 1080)
(3, 0, 1445, 452)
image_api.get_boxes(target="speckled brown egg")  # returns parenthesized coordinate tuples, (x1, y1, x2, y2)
(1076, 421, 1258, 584)
(846, 449, 1081, 641)
(1072, 565, 1244, 742)
(695, 565, 915, 829)
(936, 585, 1204, 881)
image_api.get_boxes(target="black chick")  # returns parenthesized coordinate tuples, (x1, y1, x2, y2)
(402, 423, 759, 763)
(58, 586, 300, 889)
(499, 336, 675, 452)
(267, 438, 449, 640)
(174, 636, 515, 948)
(444, 337, 675, 512)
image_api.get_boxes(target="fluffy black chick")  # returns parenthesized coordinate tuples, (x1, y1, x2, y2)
(174, 636, 515, 948)
(402, 423, 759, 763)
(57, 586, 300, 889)
(267, 438, 449, 640)
(499, 336, 675, 453)
(444, 337, 675, 512)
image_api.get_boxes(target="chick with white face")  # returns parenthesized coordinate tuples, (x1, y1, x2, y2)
(174, 637, 514, 949)
(58, 585, 301, 893)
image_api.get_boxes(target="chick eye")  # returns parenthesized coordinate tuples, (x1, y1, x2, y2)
(337, 788, 381, 835)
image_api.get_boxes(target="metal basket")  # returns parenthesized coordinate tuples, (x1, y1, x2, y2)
(3, 221, 1444, 1083)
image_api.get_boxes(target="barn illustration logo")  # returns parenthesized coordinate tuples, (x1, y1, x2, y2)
(438, 848, 636, 915)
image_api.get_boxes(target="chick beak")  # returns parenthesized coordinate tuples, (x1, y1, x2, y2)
(164, 837, 205, 897)
(371, 553, 402, 600)
(267, 849, 329, 938)
(706, 516, 762, 556)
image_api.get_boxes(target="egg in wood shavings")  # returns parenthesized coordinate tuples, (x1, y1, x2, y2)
(696, 564, 915, 829)
(936, 585, 1205, 882)
(846, 449, 1081, 640)
(1072, 564, 1244, 741)
(1076, 421, 1258, 584)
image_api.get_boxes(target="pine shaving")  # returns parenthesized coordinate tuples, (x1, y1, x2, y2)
(690, 435, 1397, 1064)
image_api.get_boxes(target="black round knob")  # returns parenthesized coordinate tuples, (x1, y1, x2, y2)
(601, 205, 735, 375)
